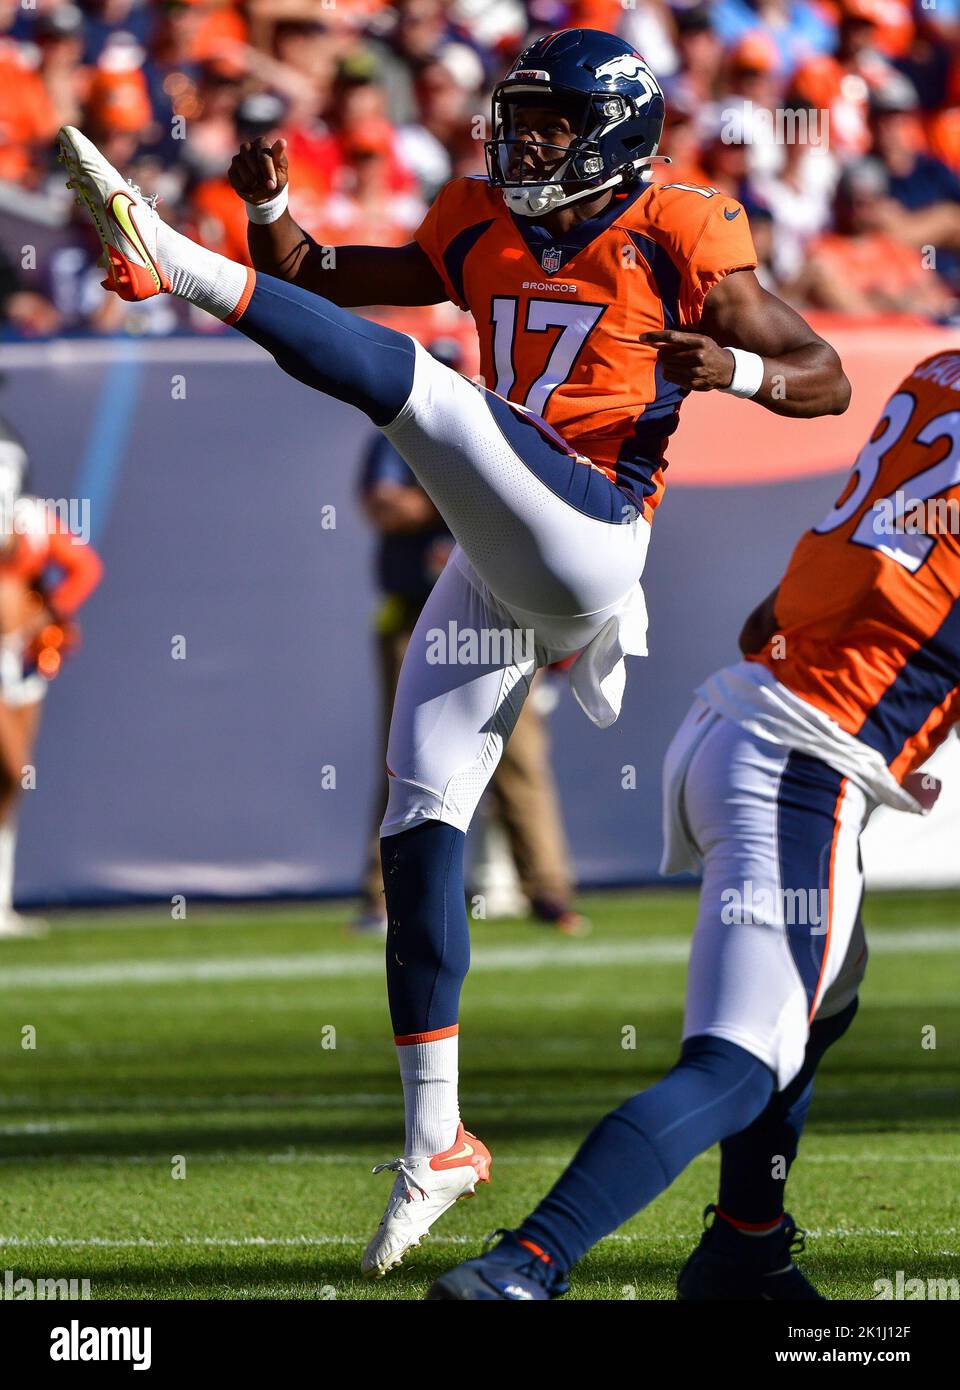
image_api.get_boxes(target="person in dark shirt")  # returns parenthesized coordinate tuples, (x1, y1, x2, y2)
(868, 74, 960, 293)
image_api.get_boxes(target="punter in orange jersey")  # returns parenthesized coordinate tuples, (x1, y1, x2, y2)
(60, 24, 850, 1277)
(0, 420, 102, 938)
(428, 350, 960, 1301)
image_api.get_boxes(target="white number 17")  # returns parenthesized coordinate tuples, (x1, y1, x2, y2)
(491, 297, 605, 416)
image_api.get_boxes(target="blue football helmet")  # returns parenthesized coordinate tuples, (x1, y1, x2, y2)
(485, 28, 667, 218)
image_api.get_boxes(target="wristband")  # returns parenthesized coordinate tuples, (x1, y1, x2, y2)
(245, 185, 289, 225)
(721, 347, 764, 399)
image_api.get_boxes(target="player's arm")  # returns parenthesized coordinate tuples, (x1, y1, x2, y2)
(229, 138, 447, 307)
(643, 270, 851, 418)
(43, 529, 103, 620)
(739, 585, 780, 655)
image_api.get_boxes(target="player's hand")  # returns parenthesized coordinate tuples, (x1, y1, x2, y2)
(640, 330, 736, 392)
(228, 137, 288, 205)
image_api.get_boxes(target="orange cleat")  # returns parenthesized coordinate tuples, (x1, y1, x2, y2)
(58, 126, 170, 301)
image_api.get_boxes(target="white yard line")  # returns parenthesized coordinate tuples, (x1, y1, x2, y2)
(0, 1229, 954, 1249)
(2, 927, 958, 992)
(0, 1149, 954, 1167)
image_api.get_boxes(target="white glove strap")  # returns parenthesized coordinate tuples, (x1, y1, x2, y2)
(721, 347, 764, 399)
(245, 185, 289, 225)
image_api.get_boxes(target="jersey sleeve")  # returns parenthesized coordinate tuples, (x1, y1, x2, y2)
(413, 183, 467, 311)
(413, 179, 488, 313)
(679, 195, 758, 325)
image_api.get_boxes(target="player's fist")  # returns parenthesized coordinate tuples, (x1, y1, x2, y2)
(640, 330, 736, 392)
(228, 137, 288, 205)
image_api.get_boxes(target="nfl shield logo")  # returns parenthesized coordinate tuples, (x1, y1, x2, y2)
(541, 246, 562, 274)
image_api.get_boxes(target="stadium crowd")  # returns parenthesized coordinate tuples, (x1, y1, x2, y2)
(1, 0, 959, 342)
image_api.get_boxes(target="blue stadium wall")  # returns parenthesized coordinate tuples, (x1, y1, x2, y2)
(0, 338, 893, 904)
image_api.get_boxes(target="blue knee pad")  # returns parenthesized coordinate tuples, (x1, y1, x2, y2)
(381, 821, 469, 1038)
(237, 275, 416, 426)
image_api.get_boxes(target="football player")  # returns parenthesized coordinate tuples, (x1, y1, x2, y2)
(427, 348, 960, 1299)
(58, 26, 850, 1276)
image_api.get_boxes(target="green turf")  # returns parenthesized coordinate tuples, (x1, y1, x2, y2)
(0, 889, 957, 1300)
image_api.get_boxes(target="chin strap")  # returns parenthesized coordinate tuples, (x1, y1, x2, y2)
(502, 155, 672, 217)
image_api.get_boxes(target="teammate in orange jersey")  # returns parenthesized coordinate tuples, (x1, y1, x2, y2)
(58, 26, 849, 1277)
(429, 350, 960, 1299)
(0, 422, 102, 939)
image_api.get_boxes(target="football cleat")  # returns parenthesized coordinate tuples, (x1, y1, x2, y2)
(58, 126, 169, 301)
(677, 1205, 826, 1300)
(426, 1230, 568, 1300)
(361, 1122, 491, 1278)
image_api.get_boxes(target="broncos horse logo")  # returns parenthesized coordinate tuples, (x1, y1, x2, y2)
(593, 52, 660, 104)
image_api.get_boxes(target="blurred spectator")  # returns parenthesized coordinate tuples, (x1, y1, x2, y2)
(717, 30, 788, 177)
(0, 3, 60, 185)
(397, 57, 474, 196)
(751, 92, 837, 282)
(672, 5, 723, 105)
(313, 116, 425, 247)
(865, 72, 960, 290)
(35, 6, 89, 130)
(712, 0, 835, 75)
(795, 160, 957, 315)
(1, 0, 959, 337)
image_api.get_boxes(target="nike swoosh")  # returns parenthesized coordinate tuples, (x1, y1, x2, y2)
(723, 207, 742, 221)
(437, 1141, 473, 1163)
(108, 191, 161, 287)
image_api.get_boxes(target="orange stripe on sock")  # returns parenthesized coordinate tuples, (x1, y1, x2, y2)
(394, 1024, 459, 1046)
(224, 266, 256, 326)
(518, 1238, 553, 1263)
(715, 1206, 784, 1233)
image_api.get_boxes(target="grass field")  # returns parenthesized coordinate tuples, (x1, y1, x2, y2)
(0, 888, 957, 1301)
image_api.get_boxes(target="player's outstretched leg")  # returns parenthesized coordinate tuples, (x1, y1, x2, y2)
(427, 1034, 774, 1299)
(58, 126, 650, 675)
(58, 126, 418, 426)
(676, 995, 859, 1302)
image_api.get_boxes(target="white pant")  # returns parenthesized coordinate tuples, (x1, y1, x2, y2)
(0, 641, 46, 708)
(663, 703, 871, 1089)
(380, 343, 651, 837)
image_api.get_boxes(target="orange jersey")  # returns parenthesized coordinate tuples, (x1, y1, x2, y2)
(414, 175, 757, 520)
(1, 501, 103, 619)
(753, 350, 960, 783)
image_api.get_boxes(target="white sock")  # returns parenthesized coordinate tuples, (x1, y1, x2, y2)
(0, 818, 16, 915)
(154, 220, 251, 322)
(396, 1033, 461, 1157)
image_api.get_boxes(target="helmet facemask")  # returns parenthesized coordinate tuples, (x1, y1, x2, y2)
(486, 88, 661, 217)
